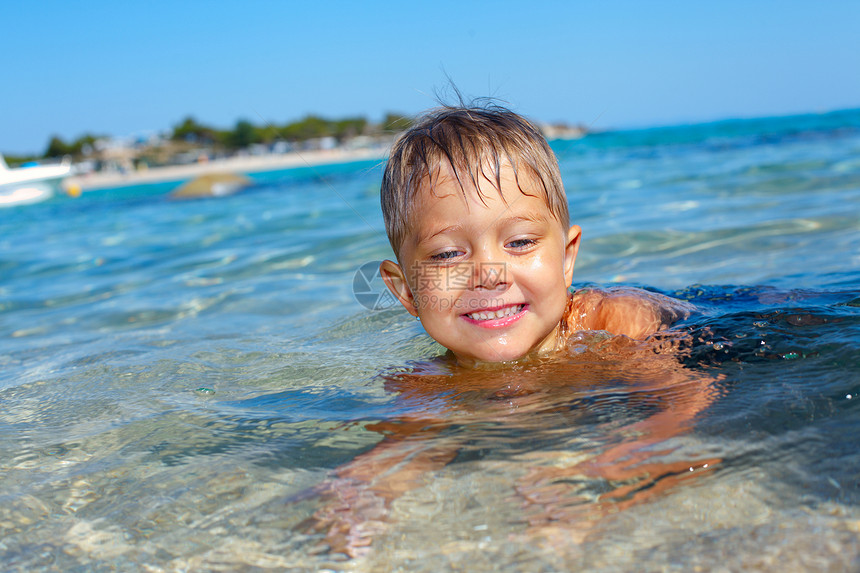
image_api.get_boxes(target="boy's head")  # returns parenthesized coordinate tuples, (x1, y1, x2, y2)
(378, 104, 581, 365)
(381, 105, 569, 260)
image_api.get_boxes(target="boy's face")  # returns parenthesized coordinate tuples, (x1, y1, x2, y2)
(380, 161, 581, 365)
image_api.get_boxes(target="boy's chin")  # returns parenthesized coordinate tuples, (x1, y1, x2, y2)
(450, 332, 559, 367)
(451, 345, 538, 367)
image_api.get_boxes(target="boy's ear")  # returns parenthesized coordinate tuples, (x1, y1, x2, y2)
(379, 259, 418, 317)
(563, 225, 582, 285)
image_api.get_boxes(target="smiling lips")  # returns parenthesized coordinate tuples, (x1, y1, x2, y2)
(462, 303, 527, 328)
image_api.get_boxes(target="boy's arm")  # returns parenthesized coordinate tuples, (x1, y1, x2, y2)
(306, 418, 458, 558)
(570, 287, 695, 339)
(516, 349, 721, 541)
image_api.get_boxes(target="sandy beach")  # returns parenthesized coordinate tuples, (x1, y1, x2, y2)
(64, 146, 388, 192)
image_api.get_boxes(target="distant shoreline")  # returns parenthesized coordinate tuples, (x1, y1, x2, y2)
(64, 146, 388, 192)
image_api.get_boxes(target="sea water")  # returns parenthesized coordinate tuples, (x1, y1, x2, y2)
(1, 109, 859, 571)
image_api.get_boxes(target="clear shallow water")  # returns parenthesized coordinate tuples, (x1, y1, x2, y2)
(1, 109, 860, 571)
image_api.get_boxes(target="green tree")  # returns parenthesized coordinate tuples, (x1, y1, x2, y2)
(44, 136, 70, 158)
(333, 117, 368, 141)
(227, 119, 262, 149)
(280, 115, 331, 141)
(382, 113, 412, 133)
(171, 116, 216, 143)
(68, 134, 99, 156)
(44, 133, 103, 158)
(255, 122, 281, 144)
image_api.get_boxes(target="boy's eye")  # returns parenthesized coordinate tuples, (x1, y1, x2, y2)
(506, 238, 536, 250)
(430, 250, 464, 261)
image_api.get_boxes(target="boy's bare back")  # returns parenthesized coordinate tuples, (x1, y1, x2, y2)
(563, 286, 695, 342)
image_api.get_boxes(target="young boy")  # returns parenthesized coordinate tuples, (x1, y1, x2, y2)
(307, 105, 711, 558)
(379, 104, 693, 366)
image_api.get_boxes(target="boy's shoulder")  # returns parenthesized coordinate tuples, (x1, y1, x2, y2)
(565, 286, 695, 340)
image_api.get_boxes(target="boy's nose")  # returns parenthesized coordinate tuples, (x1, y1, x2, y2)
(472, 259, 507, 290)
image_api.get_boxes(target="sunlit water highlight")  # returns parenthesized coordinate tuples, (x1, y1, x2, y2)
(1, 109, 860, 571)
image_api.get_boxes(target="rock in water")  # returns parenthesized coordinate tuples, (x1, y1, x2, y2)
(170, 173, 252, 199)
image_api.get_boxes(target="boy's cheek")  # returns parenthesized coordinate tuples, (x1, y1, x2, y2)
(416, 294, 448, 312)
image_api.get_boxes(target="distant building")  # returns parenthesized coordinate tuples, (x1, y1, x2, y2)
(539, 122, 589, 141)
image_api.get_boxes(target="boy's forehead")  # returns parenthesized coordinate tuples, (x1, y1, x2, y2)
(408, 164, 553, 227)
(420, 156, 535, 198)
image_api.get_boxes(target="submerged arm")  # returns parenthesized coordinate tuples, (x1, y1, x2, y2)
(307, 417, 459, 558)
(517, 350, 721, 539)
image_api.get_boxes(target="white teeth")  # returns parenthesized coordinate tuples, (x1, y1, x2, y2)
(467, 304, 524, 321)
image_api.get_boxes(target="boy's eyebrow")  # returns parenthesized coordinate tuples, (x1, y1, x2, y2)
(416, 213, 549, 246)
(489, 211, 552, 232)
(415, 225, 463, 246)
(499, 213, 550, 225)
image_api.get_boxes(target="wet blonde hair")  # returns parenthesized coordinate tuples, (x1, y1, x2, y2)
(381, 104, 569, 258)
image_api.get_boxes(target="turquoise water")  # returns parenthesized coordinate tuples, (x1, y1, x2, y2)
(2, 109, 860, 570)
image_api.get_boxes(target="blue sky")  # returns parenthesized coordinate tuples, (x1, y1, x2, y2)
(3, 1, 859, 154)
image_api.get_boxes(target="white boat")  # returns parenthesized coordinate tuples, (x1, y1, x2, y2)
(0, 154, 72, 207)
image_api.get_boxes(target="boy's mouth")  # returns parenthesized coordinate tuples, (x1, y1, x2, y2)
(462, 304, 526, 327)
